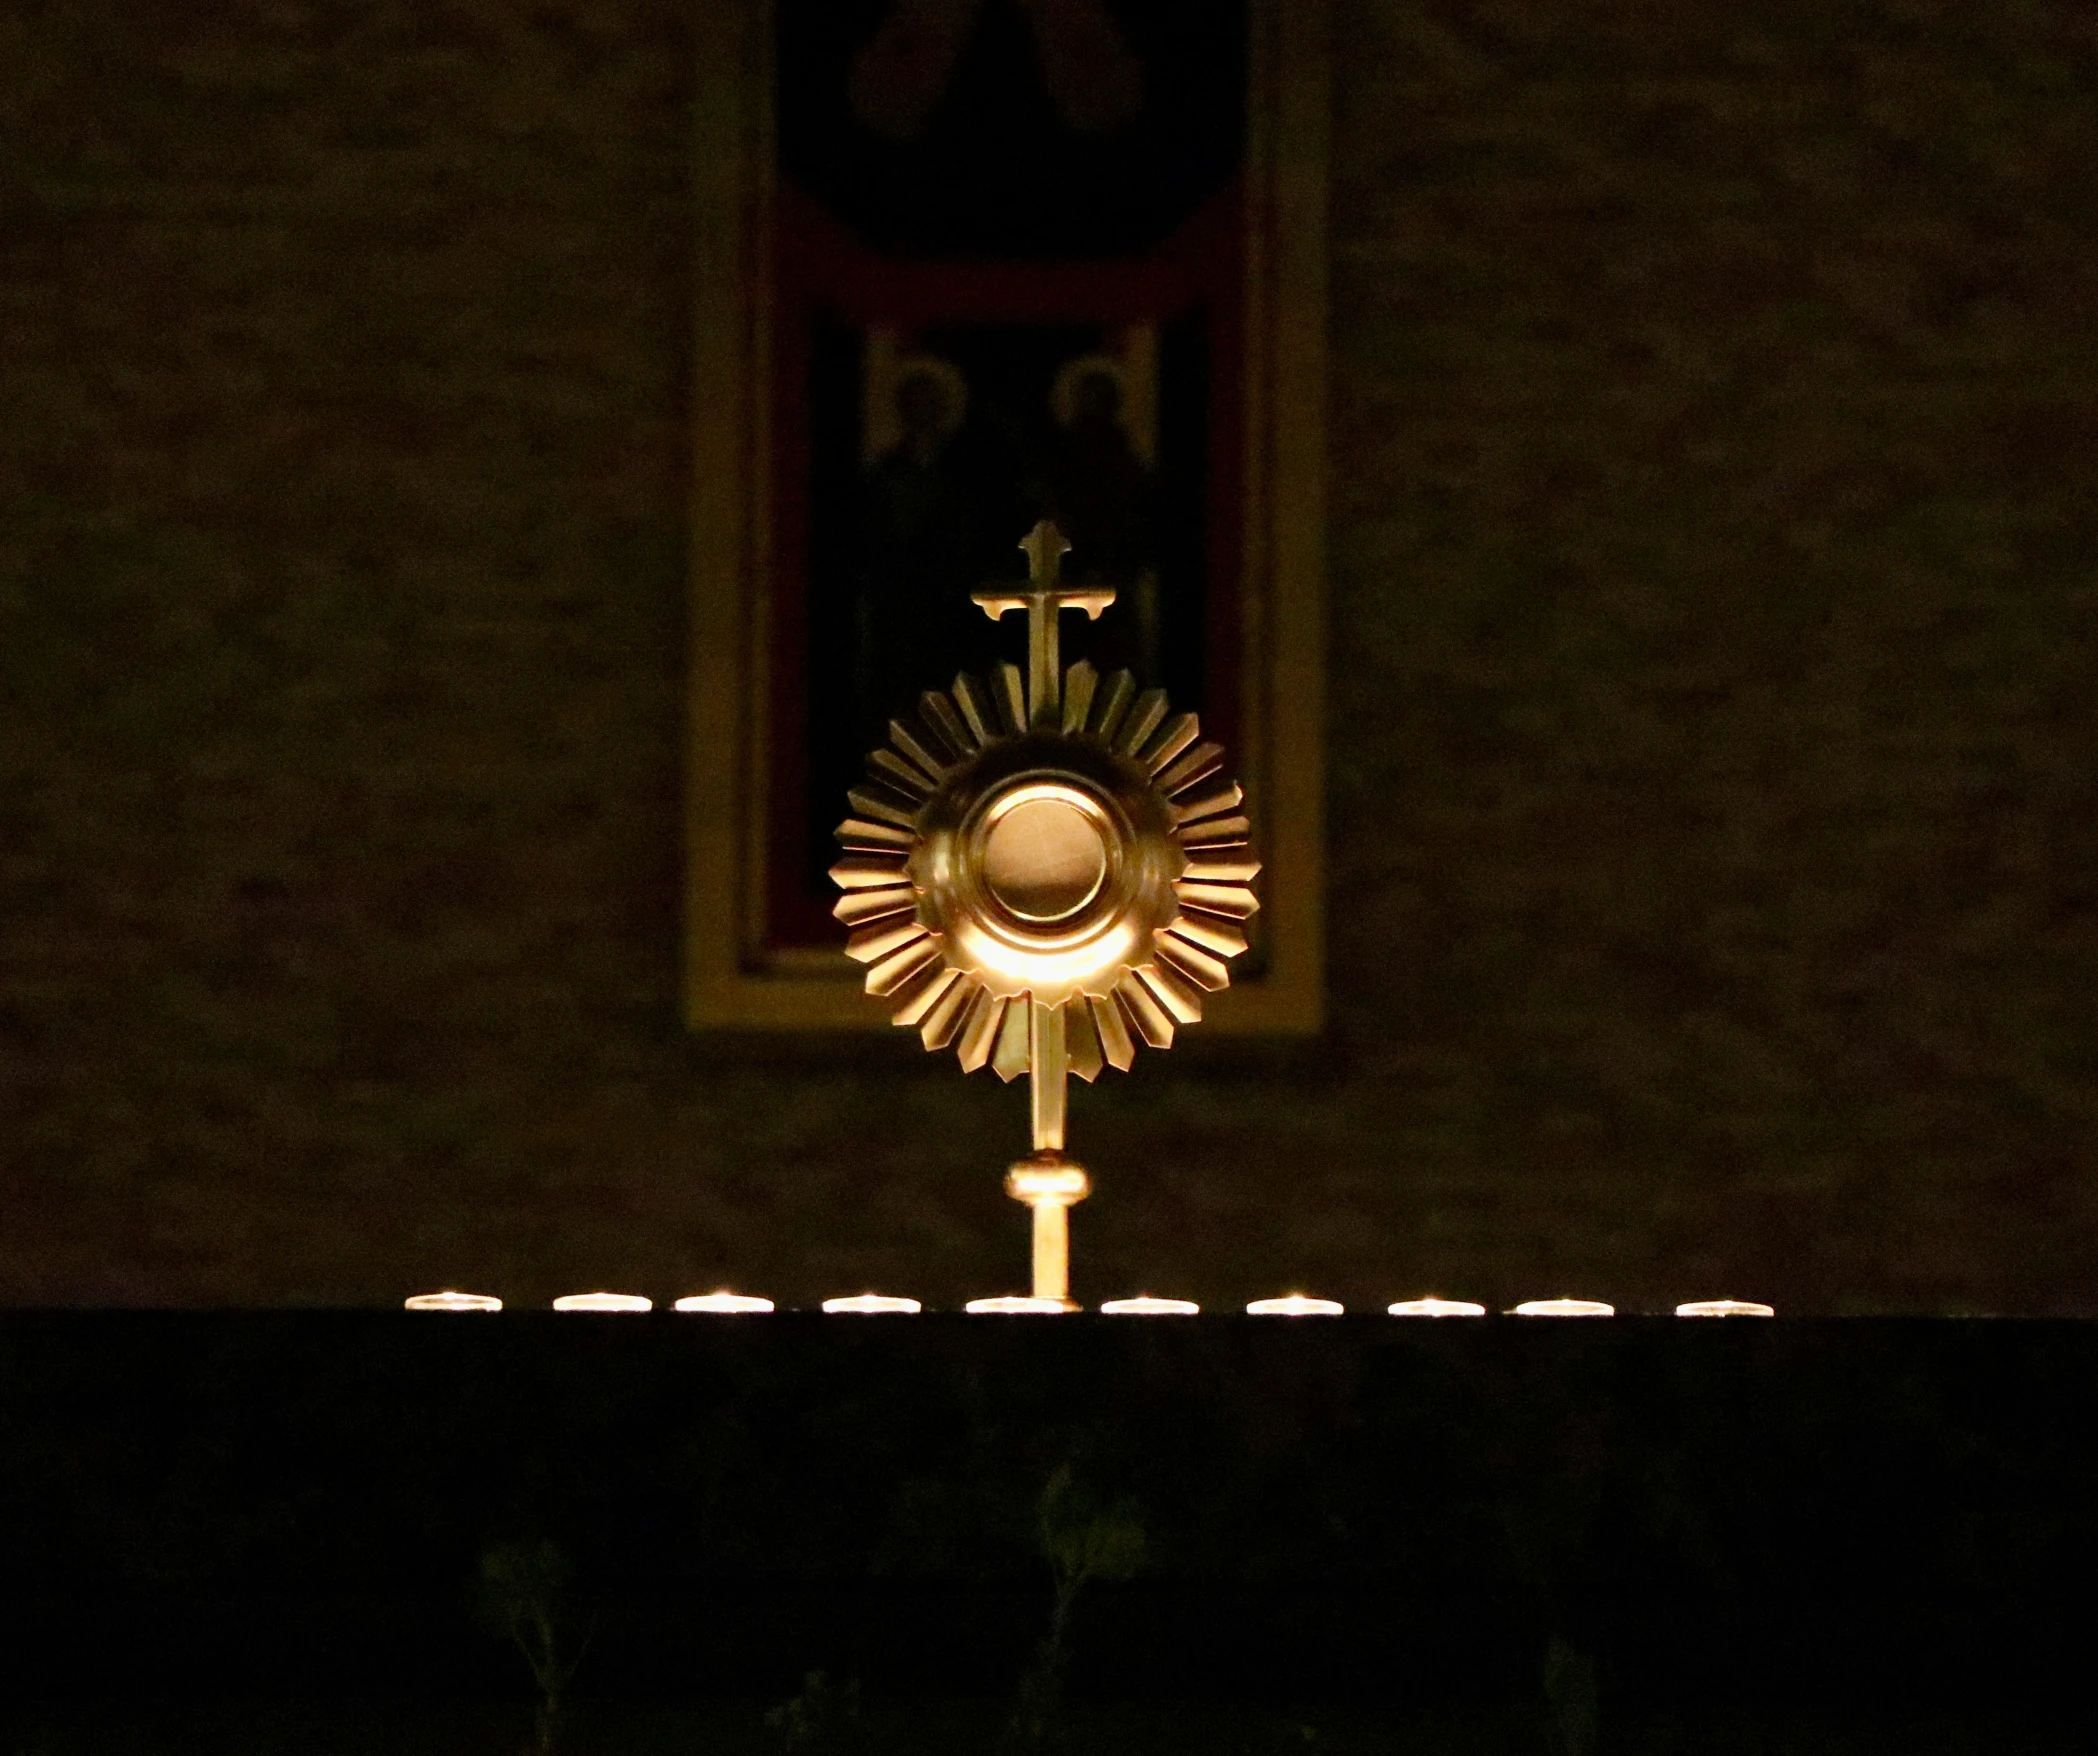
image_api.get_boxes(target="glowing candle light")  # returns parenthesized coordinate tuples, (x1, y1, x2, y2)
(1100, 1296, 1200, 1315)
(552, 1292, 652, 1312)
(673, 1292, 775, 1314)
(821, 1294, 922, 1314)
(403, 1291, 502, 1312)
(1387, 1298, 1486, 1317)
(1675, 1299, 1775, 1318)
(1510, 1298, 1614, 1317)
(964, 1295, 1070, 1314)
(1246, 1294, 1344, 1316)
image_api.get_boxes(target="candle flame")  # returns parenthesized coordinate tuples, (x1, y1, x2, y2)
(1387, 1298, 1485, 1317)
(673, 1292, 775, 1313)
(964, 1295, 1070, 1314)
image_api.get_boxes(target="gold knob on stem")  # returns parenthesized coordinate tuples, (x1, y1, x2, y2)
(1005, 1154, 1090, 1307)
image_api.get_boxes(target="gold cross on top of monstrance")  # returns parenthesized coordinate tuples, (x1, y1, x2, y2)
(830, 520, 1261, 1309)
(971, 523, 1117, 731)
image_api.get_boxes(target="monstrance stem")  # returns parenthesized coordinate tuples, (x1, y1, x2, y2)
(1029, 999, 1067, 1154)
(1028, 597, 1059, 728)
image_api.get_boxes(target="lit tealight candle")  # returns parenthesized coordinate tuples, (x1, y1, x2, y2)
(1100, 1296, 1200, 1316)
(1246, 1294, 1344, 1316)
(404, 1290, 502, 1312)
(964, 1295, 1070, 1314)
(821, 1293, 922, 1314)
(1387, 1297, 1486, 1317)
(1675, 1299, 1775, 1318)
(673, 1292, 775, 1314)
(1510, 1298, 1614, 1317)
(552, 1292, 652, 1312)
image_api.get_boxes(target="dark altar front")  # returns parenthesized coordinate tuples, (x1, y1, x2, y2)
(0, 1315, 2089, 1749)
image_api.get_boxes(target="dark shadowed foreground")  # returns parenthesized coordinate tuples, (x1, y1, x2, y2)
(4, 1700, 2090, 1756)
(0, 1314, 2090, 1752)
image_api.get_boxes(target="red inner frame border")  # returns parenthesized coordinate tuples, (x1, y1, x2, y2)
(763, 182, 1247, 955)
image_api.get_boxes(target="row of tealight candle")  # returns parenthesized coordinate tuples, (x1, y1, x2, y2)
(405, 1290, 1774, 1317)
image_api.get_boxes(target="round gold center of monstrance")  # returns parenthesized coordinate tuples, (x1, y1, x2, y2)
(982, 791, 1108, 922)
(830, 521, 1261, 1309)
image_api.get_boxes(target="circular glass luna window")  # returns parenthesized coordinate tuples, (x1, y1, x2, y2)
(981, 794, 1109, 923)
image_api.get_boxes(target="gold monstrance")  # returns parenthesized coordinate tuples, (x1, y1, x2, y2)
(829, 521, 1261, 1307)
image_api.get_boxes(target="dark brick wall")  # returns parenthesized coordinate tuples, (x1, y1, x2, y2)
(3, 1, 2093, 1311)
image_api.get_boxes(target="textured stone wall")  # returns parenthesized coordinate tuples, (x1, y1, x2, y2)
(3, 0, 2093, 1311)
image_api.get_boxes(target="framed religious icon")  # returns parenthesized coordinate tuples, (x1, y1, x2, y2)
(687, 0, 1326, 1031)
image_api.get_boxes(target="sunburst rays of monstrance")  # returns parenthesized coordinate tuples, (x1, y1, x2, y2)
(829, 521, 1260, 1308)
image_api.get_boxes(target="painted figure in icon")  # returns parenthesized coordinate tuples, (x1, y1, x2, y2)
(849, 338, 1165, 751)
(854, 356, 981, 741)
(1042, 353, 1158, 679)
